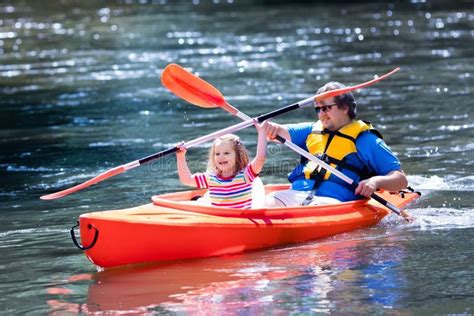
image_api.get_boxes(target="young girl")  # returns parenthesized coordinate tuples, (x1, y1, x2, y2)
(176, 123, 267, 209)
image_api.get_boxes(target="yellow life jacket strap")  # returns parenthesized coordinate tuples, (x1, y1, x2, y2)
(303, 120, 383, 181)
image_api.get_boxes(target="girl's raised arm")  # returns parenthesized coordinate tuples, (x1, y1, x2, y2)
(176, 145, 198, 187)
(250, 121, 268, 175)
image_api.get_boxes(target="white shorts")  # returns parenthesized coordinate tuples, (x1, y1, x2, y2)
(269, 189, 341, 207)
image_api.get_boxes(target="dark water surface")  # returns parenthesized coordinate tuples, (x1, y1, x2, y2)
(1, 1, 473, 314)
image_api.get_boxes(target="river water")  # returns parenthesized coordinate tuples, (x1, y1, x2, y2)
(1, 1, 473, 314)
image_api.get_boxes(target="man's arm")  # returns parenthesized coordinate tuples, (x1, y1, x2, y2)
(355, 170, 408, 198)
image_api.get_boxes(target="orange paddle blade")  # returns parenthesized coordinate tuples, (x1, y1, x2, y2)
(315, 67, 400, 101)
(40, 166, 126, 200)
(161, 64, 238, 115)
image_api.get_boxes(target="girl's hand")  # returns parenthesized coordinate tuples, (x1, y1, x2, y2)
(176, 142, 187, 156)
(253, 119, 267, 133)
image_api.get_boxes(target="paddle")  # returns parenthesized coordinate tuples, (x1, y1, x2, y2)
(161, 63, 400, 119)
(40, 118, 264, 200)
(40, 65, 376, 201)
(161, 64, 411, 220)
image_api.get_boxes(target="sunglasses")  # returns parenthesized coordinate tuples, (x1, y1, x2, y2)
(314, 103, 337, 114)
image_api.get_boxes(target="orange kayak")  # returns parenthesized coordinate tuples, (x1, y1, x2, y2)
(73, 184, 419, 269)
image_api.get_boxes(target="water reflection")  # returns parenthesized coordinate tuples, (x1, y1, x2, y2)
(46, 232, 409, 314)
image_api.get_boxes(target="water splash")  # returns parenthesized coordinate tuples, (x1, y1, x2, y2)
(407, 175, 474, 191)
(412, 207, 474, 231)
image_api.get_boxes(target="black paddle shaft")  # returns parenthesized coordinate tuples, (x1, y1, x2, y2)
(139, 147, 178, 165)
(256, 103, 301, 123)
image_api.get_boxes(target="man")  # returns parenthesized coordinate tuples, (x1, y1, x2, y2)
(264, 81, 408, 207)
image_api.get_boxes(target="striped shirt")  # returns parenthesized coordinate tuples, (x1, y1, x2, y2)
(194, 164, 258, 209)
